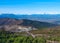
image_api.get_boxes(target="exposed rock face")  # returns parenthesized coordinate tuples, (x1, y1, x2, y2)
(0, 25, 36, 32)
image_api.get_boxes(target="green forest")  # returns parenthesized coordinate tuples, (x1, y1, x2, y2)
(0, 29, 60, 43)
(0, 31, 46, 43)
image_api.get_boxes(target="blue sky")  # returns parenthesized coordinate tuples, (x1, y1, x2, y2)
(0, 0, 60, 14)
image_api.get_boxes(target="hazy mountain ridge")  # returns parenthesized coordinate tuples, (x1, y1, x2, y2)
(0, 14, 60, 25)
(0, 18, 56, 28)
(0, 14, 60, 23)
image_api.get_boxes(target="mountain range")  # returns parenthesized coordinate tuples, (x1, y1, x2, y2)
(0, 14, 60, 25)
(0, 14, 60, 32)
(0, 18, 56, 29)
(0, 14, 60, 23)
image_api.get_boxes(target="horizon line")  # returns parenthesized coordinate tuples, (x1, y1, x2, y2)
(0, 13, 60, 15)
